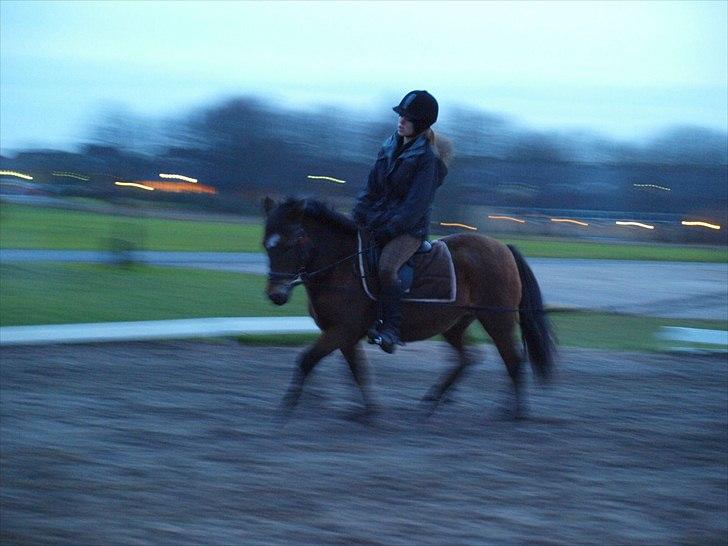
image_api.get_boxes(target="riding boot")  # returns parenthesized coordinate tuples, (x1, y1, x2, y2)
(373, 282, 405, 354)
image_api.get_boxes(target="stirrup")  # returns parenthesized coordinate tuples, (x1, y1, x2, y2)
(367, 319, 383, 345)
(373, 328, 403, 354)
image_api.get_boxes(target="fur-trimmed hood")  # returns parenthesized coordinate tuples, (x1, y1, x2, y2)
(379, 130, 454, 169)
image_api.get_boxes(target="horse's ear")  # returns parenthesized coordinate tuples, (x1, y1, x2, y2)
(262, 196, 276, 215)
(291, 198, 306, 221)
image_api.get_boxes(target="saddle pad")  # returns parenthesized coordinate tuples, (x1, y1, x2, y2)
(357, 233, 457, 303)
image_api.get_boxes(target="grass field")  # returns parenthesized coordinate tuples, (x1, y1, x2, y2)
(0, 263, 308, 325)
(491, 236, 727, 262)
(1, 263, 725, 352)
(0, 204, 261, 252)
(1, 203, 726, 262)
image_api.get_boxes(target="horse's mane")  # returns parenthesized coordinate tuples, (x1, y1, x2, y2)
(280, 197, 357, 235)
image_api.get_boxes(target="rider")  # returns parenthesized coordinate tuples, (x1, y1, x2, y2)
(352, 90, 451, 353)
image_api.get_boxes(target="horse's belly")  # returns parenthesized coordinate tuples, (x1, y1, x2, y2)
(401, 307, 464, 342)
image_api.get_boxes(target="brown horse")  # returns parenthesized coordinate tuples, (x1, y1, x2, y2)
(262, 197, 555, 418)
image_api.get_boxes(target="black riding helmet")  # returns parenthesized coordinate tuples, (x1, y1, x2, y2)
(393, 90, 438, 134)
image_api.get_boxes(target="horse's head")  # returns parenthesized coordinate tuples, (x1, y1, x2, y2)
(262, 197, 312, 305)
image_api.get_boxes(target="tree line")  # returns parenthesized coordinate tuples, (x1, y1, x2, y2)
(1, 96, 726, 218)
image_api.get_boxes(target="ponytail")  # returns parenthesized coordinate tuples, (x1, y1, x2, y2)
(426, 129, 453, 167)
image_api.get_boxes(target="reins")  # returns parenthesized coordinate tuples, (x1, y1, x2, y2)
(266, 225, 556, 315)
(267, 235, 546, 314)
(291, 276, 546, 315)
(268, 243, 377, 289)
(280, 275, 651, 316)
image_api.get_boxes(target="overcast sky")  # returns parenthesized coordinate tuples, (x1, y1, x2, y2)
(1, 0, 726, 153)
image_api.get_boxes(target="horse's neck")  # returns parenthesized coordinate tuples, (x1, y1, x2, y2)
(303, 219, 356, 264)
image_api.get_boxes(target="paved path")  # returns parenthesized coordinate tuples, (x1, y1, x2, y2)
(530, 258, 727, 319)
(2, 250, 726, 319)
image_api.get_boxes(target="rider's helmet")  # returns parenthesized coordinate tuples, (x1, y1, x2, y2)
(392, 90, 438, 134)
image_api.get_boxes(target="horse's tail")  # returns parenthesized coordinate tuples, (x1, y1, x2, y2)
(507, 245, 556, 382)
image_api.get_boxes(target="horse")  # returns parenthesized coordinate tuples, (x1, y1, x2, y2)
(262, 196, 555, 418)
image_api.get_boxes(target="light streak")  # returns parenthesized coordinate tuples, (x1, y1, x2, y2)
(144, 181, 217, 194)
(159, 173, 198, 183)
(550, 218, 589, 226)
(307, 175, 346, 184)
(488, 215, 526, 224)
(633, 183, 671, 191)
(616, 221, 654, 230)
(115, 181, 155, 191)
(0, 170, 33, 180)
(439, 222, 478, 231)
(52, 171, 90, 181)
(681, 221, 721, 230)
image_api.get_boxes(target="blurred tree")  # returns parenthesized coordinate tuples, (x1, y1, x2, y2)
(1, 95, 725, 224)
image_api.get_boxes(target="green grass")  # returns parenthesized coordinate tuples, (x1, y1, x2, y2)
(0, 204, 262, 252)
(1, 203, 726, 261)
(489, 236, 727, 263)
(0, 263, 308, 326)
(1, 263, 725, 352)
(469, 310, 727, 352)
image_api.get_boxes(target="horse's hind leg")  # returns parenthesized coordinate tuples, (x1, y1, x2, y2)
(480, 314, 526, 419)
(422, 316, 474, 413)
(340, 342, 378, 414)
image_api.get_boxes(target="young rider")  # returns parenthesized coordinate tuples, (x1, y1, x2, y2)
(352, 90, 451, 353)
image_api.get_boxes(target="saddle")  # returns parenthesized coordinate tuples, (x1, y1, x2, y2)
(357, 231, 457, 303)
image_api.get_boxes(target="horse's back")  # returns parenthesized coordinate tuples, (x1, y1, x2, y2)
(439, 232, 521, 305)
(439, 232, 517, 272)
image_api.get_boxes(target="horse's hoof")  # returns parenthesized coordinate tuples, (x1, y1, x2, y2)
(421, 383, 444, 403)
(362, 400, 382, 416)
(421, 393, 437, 404)
(380, 341, 396, 354)
(280, 385, 302, 414)
(276, 402, 294, 424)
(419, 393, 441, 418)
(492, 403, 527, 421)
(420, 392, 438, 406)
(370, 405, 383, 418)
(344, 405, 380, 423)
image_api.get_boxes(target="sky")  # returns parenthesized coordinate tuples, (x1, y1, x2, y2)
(1, 0, 726, 153)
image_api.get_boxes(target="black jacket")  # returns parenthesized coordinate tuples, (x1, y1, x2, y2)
(352, 132, 448, 241)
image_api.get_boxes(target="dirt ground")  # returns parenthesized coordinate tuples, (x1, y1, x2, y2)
(1, 341, 726, 545)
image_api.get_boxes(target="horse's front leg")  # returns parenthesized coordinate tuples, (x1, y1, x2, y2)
(281, 327, 351, 415)
(340, 342, 379, 414)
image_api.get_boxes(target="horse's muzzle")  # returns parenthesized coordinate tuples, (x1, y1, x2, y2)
(266, 283, 291, 306)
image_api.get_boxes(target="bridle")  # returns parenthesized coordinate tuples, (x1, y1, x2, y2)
(266, 225, 374, 289)
(266, 226, 314, 288)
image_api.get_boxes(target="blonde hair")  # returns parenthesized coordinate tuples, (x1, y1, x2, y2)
(427, 129, 453, 167)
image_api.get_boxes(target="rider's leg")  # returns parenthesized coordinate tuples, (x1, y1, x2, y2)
(373, 233, 421, 353)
